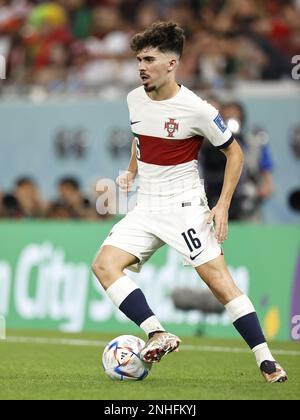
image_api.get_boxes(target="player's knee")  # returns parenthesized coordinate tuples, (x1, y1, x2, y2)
(91, 258, 101, 278)
(92, 254, 115, 288)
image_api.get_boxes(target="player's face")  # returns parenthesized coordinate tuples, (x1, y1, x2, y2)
(136, 48, 177, 93)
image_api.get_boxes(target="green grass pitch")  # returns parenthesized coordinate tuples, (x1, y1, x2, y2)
(0, 329, 299, 400)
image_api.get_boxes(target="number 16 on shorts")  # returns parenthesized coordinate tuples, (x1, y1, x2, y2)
(182, 228, 204, 261)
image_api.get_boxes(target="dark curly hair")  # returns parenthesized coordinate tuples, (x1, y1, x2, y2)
(130, 21, 185, 58)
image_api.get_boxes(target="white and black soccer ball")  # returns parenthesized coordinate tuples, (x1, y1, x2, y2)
(102, 335, 152, 381)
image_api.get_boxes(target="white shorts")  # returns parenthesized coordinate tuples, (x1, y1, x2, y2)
(101, 203, 221, 273)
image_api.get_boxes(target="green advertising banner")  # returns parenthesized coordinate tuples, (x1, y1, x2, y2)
(0, 221, 299, 341)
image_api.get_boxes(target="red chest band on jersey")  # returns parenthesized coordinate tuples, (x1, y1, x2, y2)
(135, 134, 204, 166)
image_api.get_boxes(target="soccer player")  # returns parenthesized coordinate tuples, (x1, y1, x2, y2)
(92, 22, 287, 383)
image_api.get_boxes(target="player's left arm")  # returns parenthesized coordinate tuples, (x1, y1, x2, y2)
(208, 139, 244, 244)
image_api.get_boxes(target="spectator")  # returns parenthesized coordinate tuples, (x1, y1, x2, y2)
(54, 176, 92, 219)
(222, 101, 274, 220)
(60, 0, 92, 40)
(14, 177, 47, 218)
(289, 188, 300, 213)
(46, 201, 74, 219)
(200, 100, 274, 221)
(1, 193, 22, 218)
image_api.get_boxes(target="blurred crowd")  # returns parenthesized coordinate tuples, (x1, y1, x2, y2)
(0, 176, 114, 220)
(0, 0, 299, 94)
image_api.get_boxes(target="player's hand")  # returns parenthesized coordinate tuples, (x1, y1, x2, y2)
(116, 171, 136, 194)
(207, 203, 229, 244)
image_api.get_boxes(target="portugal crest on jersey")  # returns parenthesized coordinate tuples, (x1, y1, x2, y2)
(164, 118, 179, 138)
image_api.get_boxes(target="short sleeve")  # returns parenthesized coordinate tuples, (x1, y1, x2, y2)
(194, 101, 234, 149)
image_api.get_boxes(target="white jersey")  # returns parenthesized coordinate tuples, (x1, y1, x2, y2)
(127, 85, 233, 210)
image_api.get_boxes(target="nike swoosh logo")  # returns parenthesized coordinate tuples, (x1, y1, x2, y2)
(130, 121, 141, 125)
(190, 249, 205, 261)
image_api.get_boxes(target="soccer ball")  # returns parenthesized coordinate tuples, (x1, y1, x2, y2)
(102, 335, 152, 381)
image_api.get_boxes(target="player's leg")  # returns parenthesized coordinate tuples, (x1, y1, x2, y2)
(156, 204, 287, 381)
(194, 253, 242, 304)
(92, 212, 180, 362)
(92, 245, 165, 337)
(195, 255, 288, 383)
(93, 245, 138, 290)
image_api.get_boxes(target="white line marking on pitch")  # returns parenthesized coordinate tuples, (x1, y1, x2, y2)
(3, 336, 300, 357)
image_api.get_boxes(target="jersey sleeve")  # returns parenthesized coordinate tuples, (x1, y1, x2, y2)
(194, 101, 234, 149)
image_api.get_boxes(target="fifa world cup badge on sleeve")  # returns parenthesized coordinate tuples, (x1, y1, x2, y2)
(214, 114, 227, 133)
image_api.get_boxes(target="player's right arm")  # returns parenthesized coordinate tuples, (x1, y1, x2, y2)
(116, 140, 137, 194)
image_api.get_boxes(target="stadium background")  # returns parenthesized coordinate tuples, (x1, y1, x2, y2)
(0, 0, 300, 400)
